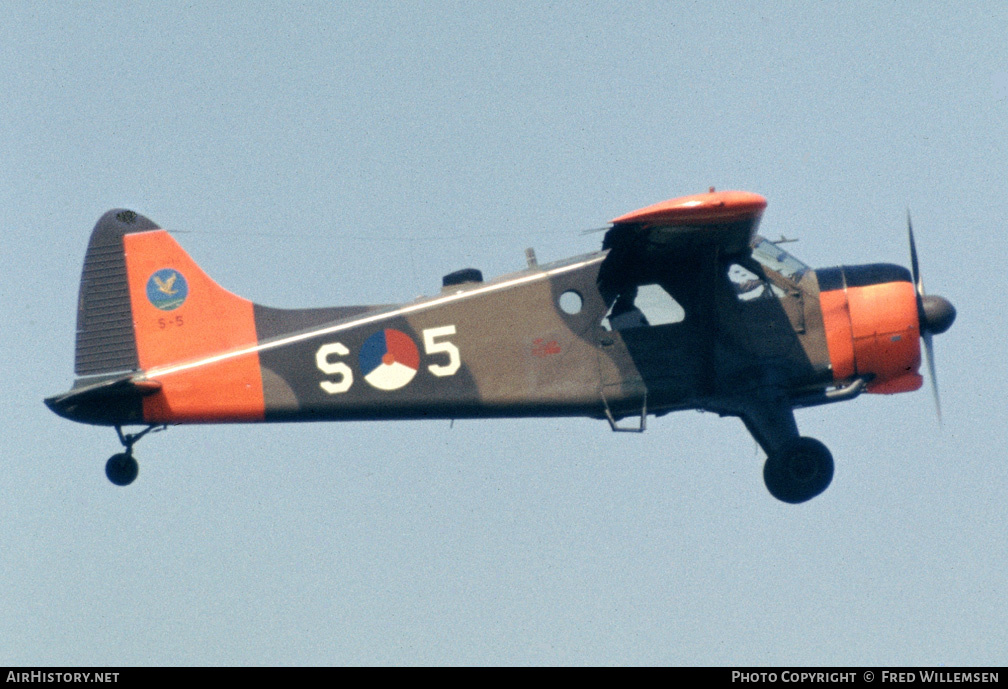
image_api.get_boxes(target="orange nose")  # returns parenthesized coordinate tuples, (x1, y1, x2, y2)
(818, 265, 923, 394)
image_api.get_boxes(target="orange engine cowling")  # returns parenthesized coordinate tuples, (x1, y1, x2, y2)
(817, 264, 923, 394)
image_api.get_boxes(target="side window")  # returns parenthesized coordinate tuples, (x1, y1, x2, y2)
(603, 284, 685, 331)
(729, 264, 785, 302)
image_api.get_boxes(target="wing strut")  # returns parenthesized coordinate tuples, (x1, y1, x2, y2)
(602, 391, 647, 433)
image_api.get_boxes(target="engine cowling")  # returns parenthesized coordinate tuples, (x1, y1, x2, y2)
(817, 264, 923, 394)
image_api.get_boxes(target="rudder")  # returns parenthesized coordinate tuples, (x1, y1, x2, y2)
(74, 209, 157, 376)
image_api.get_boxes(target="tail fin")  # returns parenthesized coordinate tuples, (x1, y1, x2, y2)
(70, 209, 264, 422)
(75, 209, 259, 373)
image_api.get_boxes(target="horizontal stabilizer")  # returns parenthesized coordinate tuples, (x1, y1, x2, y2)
(45, 374, 162, 426)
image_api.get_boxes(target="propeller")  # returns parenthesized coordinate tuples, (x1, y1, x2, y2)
(907, 211, 957, 421)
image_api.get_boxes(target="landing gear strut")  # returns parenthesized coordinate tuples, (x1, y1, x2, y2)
(105, 425, 164, 486)
(763, 437, 834, 504)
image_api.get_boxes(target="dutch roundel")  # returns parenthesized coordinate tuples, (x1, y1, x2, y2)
(359, 329, 421, 391)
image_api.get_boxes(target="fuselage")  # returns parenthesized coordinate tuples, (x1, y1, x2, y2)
(50, 241, 926, 428)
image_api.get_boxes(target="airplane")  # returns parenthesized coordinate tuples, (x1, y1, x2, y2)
(45, 190, 956, 503)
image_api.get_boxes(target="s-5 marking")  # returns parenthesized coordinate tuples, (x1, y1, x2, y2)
(158, 315, 184, 330)
(315, 325, 461, 394)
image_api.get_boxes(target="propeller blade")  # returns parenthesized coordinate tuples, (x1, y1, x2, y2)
(922, 330, 942, 424)
(907, 210, 924, 297)
(908, 211, 954, 423)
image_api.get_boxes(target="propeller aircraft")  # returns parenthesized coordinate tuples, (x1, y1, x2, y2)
(46, 190, 956, 503)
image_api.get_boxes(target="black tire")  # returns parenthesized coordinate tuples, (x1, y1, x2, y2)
(763, 437, 833, 504)
(105, 452, 139, 486)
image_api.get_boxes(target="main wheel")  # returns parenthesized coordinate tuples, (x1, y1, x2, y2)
(105, 452, 139, 486)
(763, 437, 833, 504)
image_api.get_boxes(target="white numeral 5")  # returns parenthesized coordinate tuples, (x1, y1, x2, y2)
(423, 325, 460, 377)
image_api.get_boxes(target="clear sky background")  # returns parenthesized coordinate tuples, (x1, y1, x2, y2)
(2, 1, 1006, 666)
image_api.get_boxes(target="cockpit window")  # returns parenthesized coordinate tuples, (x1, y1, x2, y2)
(729, 263, 786, 301)
(603, 283, 685, 330)
(751, 238, 809, 282)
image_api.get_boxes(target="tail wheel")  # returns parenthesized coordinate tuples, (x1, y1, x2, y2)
(763, 437, 834, 504)
(105, 452, 139, 487)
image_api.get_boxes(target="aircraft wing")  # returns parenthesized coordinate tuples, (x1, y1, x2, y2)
(597, 190, 767, 301)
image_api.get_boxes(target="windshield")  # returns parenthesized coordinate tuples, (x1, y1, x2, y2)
(751, 237, 809, 282)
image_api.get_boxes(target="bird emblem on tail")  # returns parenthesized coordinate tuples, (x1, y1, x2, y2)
(153, 273, 177, 295)
(145, 268, 188, 311)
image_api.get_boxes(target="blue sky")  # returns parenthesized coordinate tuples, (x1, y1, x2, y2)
(2, 2, 1006, 665)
